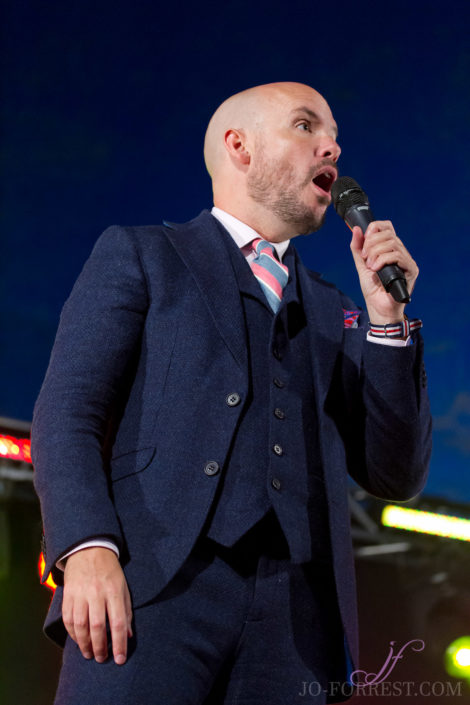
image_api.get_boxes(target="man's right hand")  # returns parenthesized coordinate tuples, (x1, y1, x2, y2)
(62, 547, 133, 665)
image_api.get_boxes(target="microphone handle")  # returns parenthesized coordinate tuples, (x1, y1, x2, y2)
(343, 205, 410, 304)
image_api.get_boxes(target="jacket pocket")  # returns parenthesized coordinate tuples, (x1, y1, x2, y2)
(110, 446, 156, 482)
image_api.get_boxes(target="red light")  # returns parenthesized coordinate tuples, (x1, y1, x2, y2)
(0, 434, 32, 464)
(38, 552, 57, 593)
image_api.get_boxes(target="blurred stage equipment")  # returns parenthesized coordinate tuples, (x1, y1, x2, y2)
(350, 485, 470, 700)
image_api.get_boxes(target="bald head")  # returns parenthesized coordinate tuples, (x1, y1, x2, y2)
(203, 82, 330, 181)
(204, 85, 263, 180)
(203, 82, 340, 241)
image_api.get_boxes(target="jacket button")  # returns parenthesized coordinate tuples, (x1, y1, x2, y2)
(421, 366, 427, 388)
(273, 346, 282, 360)
(271, 477, 282, 490)
(273, 444, 283, 456)
(273, 377, 285, 388)
(226, 393, 241, 407)
(204, 461, 220, 476)
(274, 408, 285, 420)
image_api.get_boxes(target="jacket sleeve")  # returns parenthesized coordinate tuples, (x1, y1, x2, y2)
(333, 297, 432, 502)
(31, 226, 149, 583)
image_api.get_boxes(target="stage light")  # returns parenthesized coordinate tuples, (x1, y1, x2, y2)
(445, 637, 470, 680)
(381, 505, 470, 542)
(38, 551, 57, 593)
(456, 648, 470, 667)
(0, 433, 32, 464)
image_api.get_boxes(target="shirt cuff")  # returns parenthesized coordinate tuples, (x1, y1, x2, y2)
(56, 539, 120, 571)
(366, 331, 411, 347)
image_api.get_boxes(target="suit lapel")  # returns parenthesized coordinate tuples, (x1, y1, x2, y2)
(163, 210, 248, 373)
(163, 211, 343, 402)
(293, 247, 343, 408)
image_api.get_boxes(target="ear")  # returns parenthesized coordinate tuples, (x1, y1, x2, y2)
(224, 129, 251, 166)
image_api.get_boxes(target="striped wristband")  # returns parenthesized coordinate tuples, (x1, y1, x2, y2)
(369, 317, 423, 338)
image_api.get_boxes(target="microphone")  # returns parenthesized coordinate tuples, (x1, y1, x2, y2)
(331, 176, 410, 304)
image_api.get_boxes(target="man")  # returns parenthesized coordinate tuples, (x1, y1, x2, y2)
(32, 82, 432, 704)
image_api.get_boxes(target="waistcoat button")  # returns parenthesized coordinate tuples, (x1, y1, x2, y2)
(273, 444, 283, 456)
(273, 377, 285, 388)
(226, 393, 241, 407)
(274, 408, 285, 420)
(204, 461, 220, 476)
(271, 477, 282, 490)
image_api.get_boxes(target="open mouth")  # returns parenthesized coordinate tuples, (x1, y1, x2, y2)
(312, 168, 336, 196)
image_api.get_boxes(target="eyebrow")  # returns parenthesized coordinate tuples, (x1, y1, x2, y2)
(290, 106, 338, 138)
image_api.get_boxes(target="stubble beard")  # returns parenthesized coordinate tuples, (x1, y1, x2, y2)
(246, 148, 328, 236)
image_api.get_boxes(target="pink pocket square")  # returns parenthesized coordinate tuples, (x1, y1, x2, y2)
(343, 308, 361, 328)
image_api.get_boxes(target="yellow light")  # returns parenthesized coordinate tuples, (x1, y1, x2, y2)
(445, 637, 470, 679)
(455, 648, 470, 667)
(381, 505, 470, 542)
(37, 552, 57, 593)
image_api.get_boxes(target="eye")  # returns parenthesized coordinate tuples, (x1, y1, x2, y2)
(295, 121, 311, 132)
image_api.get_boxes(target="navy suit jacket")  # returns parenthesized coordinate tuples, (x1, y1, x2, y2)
(32, 210, 432, 661)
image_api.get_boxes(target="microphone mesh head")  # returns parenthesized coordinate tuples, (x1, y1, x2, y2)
(331, 176, 370, 219)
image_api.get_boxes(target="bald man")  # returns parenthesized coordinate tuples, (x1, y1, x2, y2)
(32, 82, 431, 704)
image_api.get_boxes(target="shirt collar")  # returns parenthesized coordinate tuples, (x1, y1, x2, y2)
(211, 206, 290, 262)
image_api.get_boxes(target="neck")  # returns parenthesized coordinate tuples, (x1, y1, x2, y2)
(213, 197, 297, 243)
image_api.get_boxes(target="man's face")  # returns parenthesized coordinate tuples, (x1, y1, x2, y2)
(246, 87, 340, 236)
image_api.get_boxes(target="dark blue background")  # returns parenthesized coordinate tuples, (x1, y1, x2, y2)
(2, 0, 469, 501)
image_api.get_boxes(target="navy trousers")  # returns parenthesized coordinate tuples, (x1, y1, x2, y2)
(55, 510, 344, 704)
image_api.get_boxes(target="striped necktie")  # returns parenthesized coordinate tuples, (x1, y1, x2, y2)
(250, 238, 289, 313)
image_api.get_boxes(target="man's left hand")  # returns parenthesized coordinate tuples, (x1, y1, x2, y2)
(350, 221, 419, 325)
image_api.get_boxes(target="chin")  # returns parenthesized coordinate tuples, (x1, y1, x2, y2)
(295, 208, 327, 236)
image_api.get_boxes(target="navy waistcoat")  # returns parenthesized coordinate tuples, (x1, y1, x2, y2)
(205, 228, 333, 565)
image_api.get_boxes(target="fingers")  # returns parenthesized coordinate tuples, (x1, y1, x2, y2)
(350, 225, 364, 253)
(63, 594, 94, 659)
(125, 584, 133, 639)
(107, 585, 133, 665)
(362, 221, 400, 262)
(360, 221, 418, 279)
(349, 226, 367, 272)
(89, 595, 109, 663)
(62, 547, 133, 665)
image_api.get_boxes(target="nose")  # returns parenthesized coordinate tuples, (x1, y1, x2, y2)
(317, 134, 341, 162)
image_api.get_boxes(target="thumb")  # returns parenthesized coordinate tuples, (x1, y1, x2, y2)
(350, 226, 366, 271)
